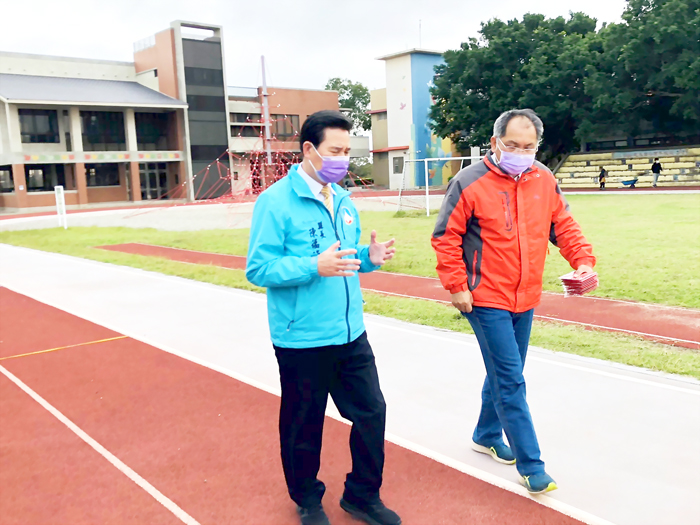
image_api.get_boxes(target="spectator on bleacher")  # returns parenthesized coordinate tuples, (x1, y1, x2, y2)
(651, 158, 663, 187)
(431, 108, 595, 496)
(599, 167, 607, 190)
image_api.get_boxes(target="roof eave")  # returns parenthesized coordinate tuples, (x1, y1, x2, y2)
(376, 48, 444, 61)
(3, 99, 187, 109)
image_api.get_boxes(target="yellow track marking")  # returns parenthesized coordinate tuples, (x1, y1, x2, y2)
(0, 336, 128, 362)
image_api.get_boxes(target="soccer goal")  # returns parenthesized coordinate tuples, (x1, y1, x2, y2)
(396, 156, 482, 216)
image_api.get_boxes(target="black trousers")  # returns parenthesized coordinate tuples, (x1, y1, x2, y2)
(274, 332, 386, 508)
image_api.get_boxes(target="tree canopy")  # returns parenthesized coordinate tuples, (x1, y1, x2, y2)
(325, 78, 372, 132)
(429, 0, 700, 164)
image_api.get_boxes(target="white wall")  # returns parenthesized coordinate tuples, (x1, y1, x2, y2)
(0, 102, 7, 154)
(228, 100, 261, 114)
(349, 136, 370, 158)
(384, 55, 414, 189)
(389, 151, 411, 189)
(136, 69, 159, 91)
(229, 136, 264, 153)
(0, 52, 136, 81)
(5, 104, 22, 153)
(385, 55, 412, 150)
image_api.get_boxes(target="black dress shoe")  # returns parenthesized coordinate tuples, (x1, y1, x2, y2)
(340, 498, 401, 525)
(296, 504, 331, 525)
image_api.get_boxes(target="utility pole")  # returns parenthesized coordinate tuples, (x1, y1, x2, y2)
(260, 55, 273, 165)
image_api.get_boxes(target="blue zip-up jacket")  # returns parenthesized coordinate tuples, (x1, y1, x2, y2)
(246, 164, 379, 348)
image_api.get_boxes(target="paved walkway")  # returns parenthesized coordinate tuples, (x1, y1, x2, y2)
(1, 244, 699, 525)
(99, 243, 700, 349)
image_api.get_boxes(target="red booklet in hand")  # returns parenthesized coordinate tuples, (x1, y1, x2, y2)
(559, 271, 599, 297)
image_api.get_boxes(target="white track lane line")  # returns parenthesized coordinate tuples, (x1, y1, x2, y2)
(0, 365, 201, 525)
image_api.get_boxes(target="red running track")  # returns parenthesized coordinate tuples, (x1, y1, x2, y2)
(97, 243, 700, 350)
(0, 287, 585, 524)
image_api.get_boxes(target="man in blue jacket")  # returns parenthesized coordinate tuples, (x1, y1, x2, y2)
(246, 110, 401, 525)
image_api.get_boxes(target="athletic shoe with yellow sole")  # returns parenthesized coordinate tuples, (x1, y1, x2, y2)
(520, 472, 558, 494)
(471, 441, 517, 465)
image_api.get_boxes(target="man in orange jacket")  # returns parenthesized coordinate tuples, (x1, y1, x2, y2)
(431, 109, 595, 494)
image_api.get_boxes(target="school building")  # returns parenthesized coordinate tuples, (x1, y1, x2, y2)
(369, 49, 460, 190)
(0, 21, 366, 211)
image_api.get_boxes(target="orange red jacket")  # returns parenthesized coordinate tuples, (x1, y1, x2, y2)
(431, 153, 596, 313)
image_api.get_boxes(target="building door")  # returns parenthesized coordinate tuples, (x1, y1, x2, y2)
(140, 163, 168, 200)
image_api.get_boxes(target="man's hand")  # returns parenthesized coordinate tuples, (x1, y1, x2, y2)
(574, 264, 594, 278)
(368, 230, 396, 267)
(317, 242, 361, 277)
(451, 289, 473, 313)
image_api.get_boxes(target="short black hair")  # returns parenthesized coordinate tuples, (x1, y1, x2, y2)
(299, 110, 353, 153)
(654, 157, 659, 161)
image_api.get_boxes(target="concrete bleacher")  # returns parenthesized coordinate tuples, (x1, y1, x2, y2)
(555, 146, 700, 189)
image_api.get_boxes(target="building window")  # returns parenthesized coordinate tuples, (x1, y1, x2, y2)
(377, 112, 387, 121)
(0, 166, 13, 193)
(393, 156, 404, 174)
(190, 145, 227, 162)
(25, 164, 66, 192)
(231, 125, 262, 138)
(136, 112, 170, 151)
(81, 111, 126, 151)
(86, 163, 120, 187)
(271, 114, 300, 141)
(184, 67, 224, 87)
(186, 95, 226, 112)
(19, 109, 59, 143)
(230, 113, 262, 123)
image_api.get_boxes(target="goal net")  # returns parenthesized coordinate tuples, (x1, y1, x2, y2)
(397, 156, 482, 216)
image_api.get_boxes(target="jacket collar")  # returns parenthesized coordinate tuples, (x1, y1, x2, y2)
(483, 151, 536, 180)
(288, 163, 350, 202)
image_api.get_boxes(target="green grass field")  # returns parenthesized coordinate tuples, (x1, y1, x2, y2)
(1, 193, 698, 378)
(368, 193, 700, 308)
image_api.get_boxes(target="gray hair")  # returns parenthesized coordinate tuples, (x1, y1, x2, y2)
(493, 109, 544, 142)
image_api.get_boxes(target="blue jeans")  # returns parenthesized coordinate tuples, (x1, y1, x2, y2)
(463, 307, 545, 476)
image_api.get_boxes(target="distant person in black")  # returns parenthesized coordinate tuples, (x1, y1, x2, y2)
(599, 167, 607, 190)
(651, 158, 663, 187)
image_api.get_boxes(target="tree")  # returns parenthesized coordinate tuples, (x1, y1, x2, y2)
(430, 13, 599, 165)
(429, 1, 700, 163)
(582, 0, 700, 140)
(349, 158, 372, 179)
(325, 78, 371, 132)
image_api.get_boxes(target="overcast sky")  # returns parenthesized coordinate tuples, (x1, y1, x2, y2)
(2, 0, 627, 91)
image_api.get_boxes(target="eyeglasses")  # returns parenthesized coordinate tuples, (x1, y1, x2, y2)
(497, 138, 538, 155)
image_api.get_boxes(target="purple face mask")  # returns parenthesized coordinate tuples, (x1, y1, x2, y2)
(311, 145, 350, 184)
(497, 139, 536, 176)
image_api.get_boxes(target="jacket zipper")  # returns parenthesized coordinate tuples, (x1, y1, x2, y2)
(513, 178, 522, 311)
(513, 175, 531, 311)
(314, 193, 352, 343)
